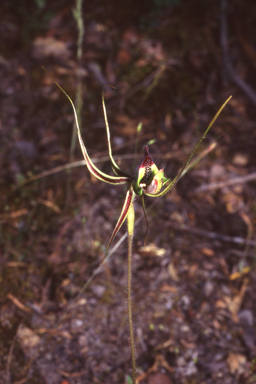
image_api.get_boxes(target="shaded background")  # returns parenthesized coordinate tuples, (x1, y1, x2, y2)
(0, 0, 256, 383)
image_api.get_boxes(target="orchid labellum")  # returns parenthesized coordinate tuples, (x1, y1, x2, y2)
(44, 68, 231, 384)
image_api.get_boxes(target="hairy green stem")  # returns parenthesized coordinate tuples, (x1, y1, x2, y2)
(127, 201, 136, 384)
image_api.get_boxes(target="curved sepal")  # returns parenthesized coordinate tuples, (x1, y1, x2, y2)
(100, 186, 135, 264)
(42, 67, 131, 185)
(102, 87, 134, 179)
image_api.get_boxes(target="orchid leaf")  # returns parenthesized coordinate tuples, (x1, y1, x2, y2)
(145, 95, 232, 197)
(102, 87, 134, 179)
(42, 67, 131, 185)
(100, 186, 135, 264)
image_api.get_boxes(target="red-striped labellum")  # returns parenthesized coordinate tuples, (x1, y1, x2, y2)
(137, 146, 169, 195)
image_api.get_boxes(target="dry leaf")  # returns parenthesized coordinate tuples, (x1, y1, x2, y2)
(229, 266, 251, 280)
(38, 198, 61, 213)
(215, 299, 227, 309)
(32, 37, 70, 60)
(18, 326, 40, 350)
(216, 279, 248, 322)
(222, 190, 244, 213)
(189, 264, 198, 277)
(232, 154, 248, 166)
(201, 247, 214, 257)
(226, 352, 247, 375)
(139, 243, 166, 257)
(227, 279, 248, 315)
(210, 164, 226, 180)
(168, 262, 179, 281)
(170, 211, 184, 224)
(161, 285, 178, 293)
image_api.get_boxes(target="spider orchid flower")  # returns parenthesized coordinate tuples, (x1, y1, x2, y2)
(46, 68, 231, 260)
(43, 66, 231, 384)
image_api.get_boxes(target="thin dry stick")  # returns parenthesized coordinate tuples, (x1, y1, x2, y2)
(14, 139, 216, 190)
(13, 152, 180, 189)
(220, 0, 256, 105)
(192, 171, 256, 195)
(6, 323, 23, 384)
(239, 212, 254, 269)
(168, 221, 256, 247)
(13, 132, 153, 189)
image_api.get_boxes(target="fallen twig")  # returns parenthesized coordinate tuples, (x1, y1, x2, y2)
(7, 293, 32, 314)
(13, 151, 179, 189)
(168, 220, 256, 247)
(6, 323, 23, 384)
(191, 171, 256, 195)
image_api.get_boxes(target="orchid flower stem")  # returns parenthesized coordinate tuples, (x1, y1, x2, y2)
(127, 201, 136, 384)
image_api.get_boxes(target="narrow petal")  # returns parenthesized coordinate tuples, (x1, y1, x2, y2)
(42, 67, 131, 185)
(100, 186, 135, 263)
(146, 96, 232, 197)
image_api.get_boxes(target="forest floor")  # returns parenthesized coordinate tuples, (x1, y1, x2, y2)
(1, 1, 256, 384)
